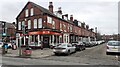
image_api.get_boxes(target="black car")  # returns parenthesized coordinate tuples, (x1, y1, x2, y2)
(71, 42, 85, 51)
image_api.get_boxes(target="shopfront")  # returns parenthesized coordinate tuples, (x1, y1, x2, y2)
(28, 30, 61, 48)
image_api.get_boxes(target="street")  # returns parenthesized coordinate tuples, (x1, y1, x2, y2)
(1, 43, 120, 66)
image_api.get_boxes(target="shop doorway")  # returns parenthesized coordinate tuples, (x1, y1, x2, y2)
(43, 36, 49, 48)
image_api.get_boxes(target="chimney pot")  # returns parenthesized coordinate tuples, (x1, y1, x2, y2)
(58, 7, 62, 14)
(70, 15, 73, 22)
(49, 2, 53, 13)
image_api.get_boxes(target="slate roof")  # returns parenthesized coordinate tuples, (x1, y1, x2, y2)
(16, 1, 74, 24)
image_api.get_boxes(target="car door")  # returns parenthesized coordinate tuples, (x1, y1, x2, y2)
(69, 44, 75, 52)
(67, 44, 72, 53)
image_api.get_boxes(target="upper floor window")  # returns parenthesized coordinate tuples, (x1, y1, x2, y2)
(47, 16, 52, 24)
(70, 25, 72, 32)
(18, 22, 21, 30)
(52, 21, 55, 29)
(38, 18, 42, 28)
(34, 19, 37, 28)
(28, 20, 31, 29)
(60, 23, 62, 31)
(30, 8, 34, 16)
(63, 24, 66, 32)
(22, 21, 25, 30)
(68, 24, 70, 32)
(25, 9, 28, 17)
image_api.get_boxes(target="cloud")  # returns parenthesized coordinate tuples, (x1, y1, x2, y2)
(0, 0, 119, 35)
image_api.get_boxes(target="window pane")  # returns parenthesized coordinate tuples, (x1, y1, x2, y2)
(34, 19, 37, 28)
(18, 22, 21, 30)
(25, 9, 28, 17)
(28, 20, 31, 29)
(22, 21, 24, 30)
(38, 18, 42, 28)
(52, 21, 55, 29)
(30, 8, 33, 16)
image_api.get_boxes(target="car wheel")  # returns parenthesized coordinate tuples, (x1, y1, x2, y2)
(55, 53, 59, 56)
(67, 50, 70, 55)
(106, 52, 109, 55)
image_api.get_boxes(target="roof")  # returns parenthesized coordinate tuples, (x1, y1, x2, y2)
(0, 21, 15, 29)
(16, 1, 74, 25)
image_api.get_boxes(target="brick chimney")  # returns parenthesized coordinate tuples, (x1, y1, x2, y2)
(49, 2, 53, 13)
(58, 7, 62, 14)
(70, 15, 73, 22)
(62, 14, 68, 19)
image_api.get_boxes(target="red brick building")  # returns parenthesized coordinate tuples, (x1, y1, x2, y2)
(102, 34, 120, 42)
(0, 21, 16, 42)
(16, 1, 96, 48)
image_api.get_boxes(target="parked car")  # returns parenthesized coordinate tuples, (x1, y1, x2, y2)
(53, 43, 76, 55)
(106, 41, 120, 55)
(71, 41, 85, 51)
(50, 43, 58, 49)
(83, 42, 91, 47)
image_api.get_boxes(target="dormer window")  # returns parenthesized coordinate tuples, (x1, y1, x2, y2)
(25, 9, 28, 17)
(30, 8, 34, 16)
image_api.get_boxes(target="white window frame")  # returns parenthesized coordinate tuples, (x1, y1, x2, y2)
(60, 23, 62, 31)
(18, 22, 21, 30)
(34, 19, 37, 28)
(38, 18, 42, 28)
(25, 9, 28, 17)
(52, 21, 55, 29)
(22, 21, 25, 30)
(28, 20, 31, 29)
(30, 8, 34, 16)
(64, 24, 66, 32)
(70, 25, 72, 32)
(47, 16, 52, 24)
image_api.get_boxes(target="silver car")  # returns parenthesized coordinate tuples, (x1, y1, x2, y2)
(106, 41, 120, 55)
(53, 43, 76, 55)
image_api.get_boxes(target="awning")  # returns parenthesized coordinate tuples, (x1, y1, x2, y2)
(28, 31, 61, 36)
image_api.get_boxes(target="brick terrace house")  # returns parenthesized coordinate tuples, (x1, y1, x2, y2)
(16, 1, 96, 48)
(102, 34, 120, 42)
(0, 21, 16, 42)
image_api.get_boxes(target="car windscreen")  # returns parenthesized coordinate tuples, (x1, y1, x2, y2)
(58, 44, 67, 47)
(108, 41, 120, 46)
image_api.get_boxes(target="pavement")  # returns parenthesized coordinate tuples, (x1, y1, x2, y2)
(0, 48, 54, 59)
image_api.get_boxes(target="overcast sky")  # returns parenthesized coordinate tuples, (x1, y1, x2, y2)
(0, 0, 119, 35)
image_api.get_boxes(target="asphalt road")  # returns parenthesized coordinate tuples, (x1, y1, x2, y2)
(42, 43, 119, 65)
(1, 43, 120, 67)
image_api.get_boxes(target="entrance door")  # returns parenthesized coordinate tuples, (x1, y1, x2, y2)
(43, 36, 49, 48)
